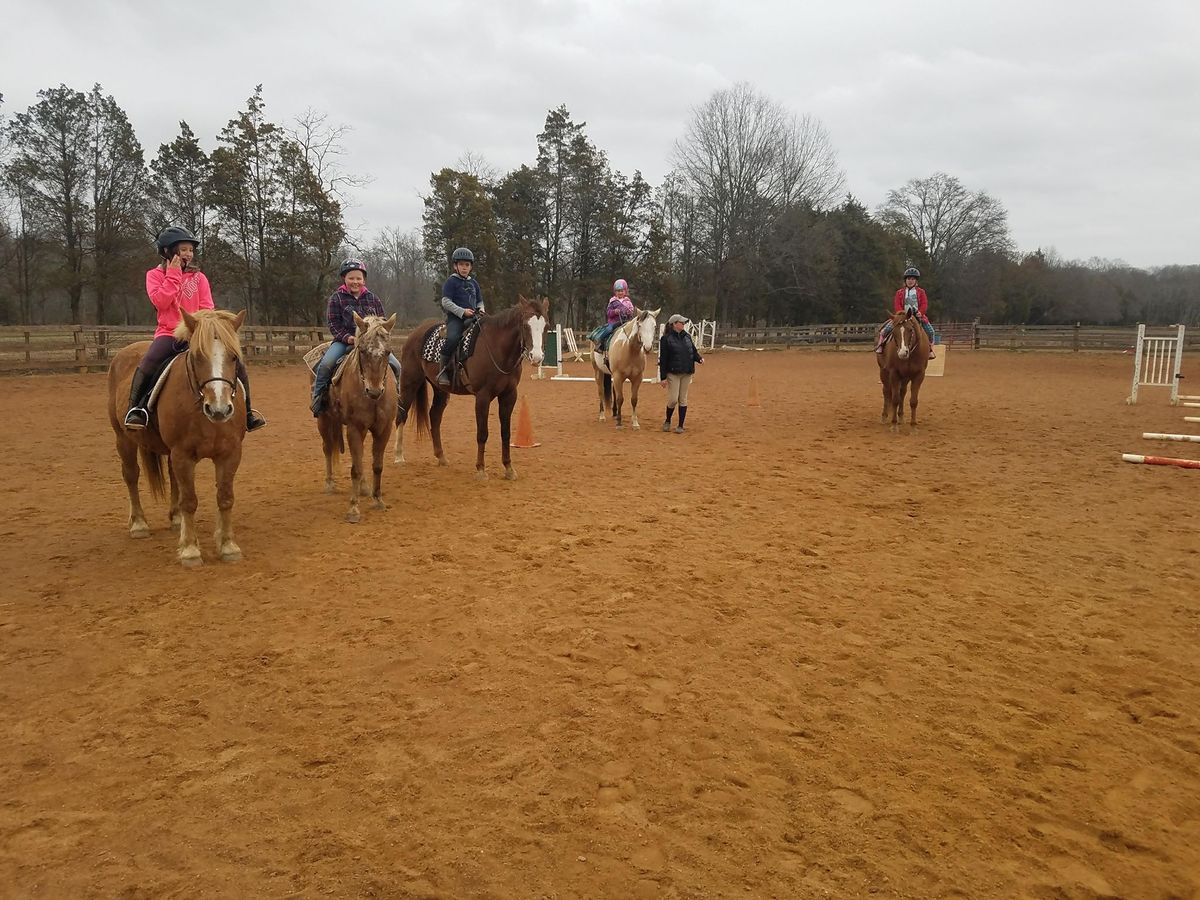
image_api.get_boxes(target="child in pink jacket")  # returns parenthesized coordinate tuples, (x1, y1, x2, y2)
(123, 226, 266, 431)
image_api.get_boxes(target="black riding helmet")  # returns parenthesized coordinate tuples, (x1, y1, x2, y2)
(339, 258, 367, 277)
(451, 247, 474, 264)
(903, 267, 921, 279)
(156, 225, 200, 258)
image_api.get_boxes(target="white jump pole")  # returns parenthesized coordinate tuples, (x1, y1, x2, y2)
(1122, 453, 1200, 469)
(1182, 402, 1200, 408)
(1185, 416, 1200, 423)
(1142, 432, 1200, 443)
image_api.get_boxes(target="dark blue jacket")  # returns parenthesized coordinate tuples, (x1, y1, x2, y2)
(659, 329, 703, 380)
(440, 274, 484, 318)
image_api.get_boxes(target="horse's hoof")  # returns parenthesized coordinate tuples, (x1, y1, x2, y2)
(179, 551, 203, 568)
(475, 470, 488, 482)
(615, 424, 623, 430)
(504, 469, 517, 481)
(437, 457, 448, 467)
(220, 549, 243, 563)
(372, 499, 387, 511)
(324, 483, 336, 494)
(394, 454, 406, 465)
(130, 524, 151, 539)
(632, 423, 640, 431)
(346, 510, 361, 524)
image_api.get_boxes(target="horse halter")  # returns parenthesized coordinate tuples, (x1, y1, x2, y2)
(185, 349, 237, 404)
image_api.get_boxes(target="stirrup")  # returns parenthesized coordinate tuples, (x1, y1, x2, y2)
(124, 408, 149, 430)
(247, 410, 267, 432)
(436, 367, 451, 386)
(310, 394, 326, 417)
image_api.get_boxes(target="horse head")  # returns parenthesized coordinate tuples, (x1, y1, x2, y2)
(635, 307, 661, 352)
(178, 308, 246, 423)
(517, 294, 548, 365)
(885, 308, 920, 362)
(352, 311, 397, 399)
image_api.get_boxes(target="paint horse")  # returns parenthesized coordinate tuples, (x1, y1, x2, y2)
(106, 308, 250, 566)
(877, 307, 931, 431)
(309, 312, 399, 522)
(394, 295, 547, 480)
(591, 307, 660, 429)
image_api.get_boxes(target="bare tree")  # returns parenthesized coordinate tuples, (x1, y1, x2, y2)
(670, 82, 845, 321)
(456, 150, 499, 186)
(878, 172, 1013, 273)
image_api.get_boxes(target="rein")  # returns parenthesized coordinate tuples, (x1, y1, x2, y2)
(479, 314, 530, 376)
(185, 348, 237, 405)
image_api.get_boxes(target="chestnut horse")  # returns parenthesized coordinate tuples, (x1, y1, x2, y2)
(309, 312, 398, 522)
(877, 307, 930, 431)
(106, 308, 249, 566)
(591, 307, 660, 429)
(394, 294, 547, 480)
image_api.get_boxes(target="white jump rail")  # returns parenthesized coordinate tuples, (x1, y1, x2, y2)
(1142, 432, 1200, 443)
(1127, 323, 1185, 404)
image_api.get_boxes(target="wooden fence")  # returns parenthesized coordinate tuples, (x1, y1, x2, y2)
(1, 321, 1196, 373)
(0, 325, 412, 374)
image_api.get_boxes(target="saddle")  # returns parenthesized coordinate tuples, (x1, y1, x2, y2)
(421, 319, 482, 387)
(304, 341, 354, 387)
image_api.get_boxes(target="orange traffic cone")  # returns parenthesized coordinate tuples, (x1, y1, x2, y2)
(512, 396, 541, 448)
(748, 374, 761, 408)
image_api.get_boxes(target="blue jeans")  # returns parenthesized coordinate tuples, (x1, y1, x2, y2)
(312, 341, 400, 397)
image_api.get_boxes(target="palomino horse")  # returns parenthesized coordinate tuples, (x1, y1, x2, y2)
(106, 308, 249, 566)
(591, 307, 660, 429)
(394, 294, 547, 480)
(309, 312, 398, 522)
(877, 307, 931, 431)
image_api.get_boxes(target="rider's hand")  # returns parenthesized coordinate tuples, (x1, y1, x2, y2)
(463, 309, 475, 318)
(166, 254, 182, 271)
(346, 335, 355, 345)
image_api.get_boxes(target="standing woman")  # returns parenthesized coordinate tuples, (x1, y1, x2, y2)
(124, 226, 266, 432)
(658, 314, 704, 433)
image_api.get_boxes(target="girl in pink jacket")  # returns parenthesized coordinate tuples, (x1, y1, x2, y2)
(589, 279, 638, 351)
(123, 226, 266, 431)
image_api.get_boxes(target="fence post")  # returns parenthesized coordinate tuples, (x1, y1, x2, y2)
(73, 325, 87, 374)
(973, 318, 980, 350)
(98, 327, 109, 361)
(24, 330, 31, 364)
(1073, 322, 1080, 352)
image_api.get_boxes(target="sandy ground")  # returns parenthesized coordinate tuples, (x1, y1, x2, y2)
(1, 349, 1198, 899)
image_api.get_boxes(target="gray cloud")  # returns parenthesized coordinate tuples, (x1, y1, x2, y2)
(4, 0, 1197, 267)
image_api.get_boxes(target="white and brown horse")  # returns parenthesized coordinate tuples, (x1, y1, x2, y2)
(591, 307, 660, 430)
(310, 312, 398, 522)
(107, 309, 249, 566)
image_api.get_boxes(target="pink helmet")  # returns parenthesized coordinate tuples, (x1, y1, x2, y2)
(613, 279, 628, 292)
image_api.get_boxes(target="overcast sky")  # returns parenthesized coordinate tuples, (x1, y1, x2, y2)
(3, 0, 1198, 268)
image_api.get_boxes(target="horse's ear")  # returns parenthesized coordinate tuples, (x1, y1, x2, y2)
(231, 309, 247, 331)
(517, 293, 528, 306)
(181, 308, 199, 334)
(540, 295, 550, 315)
(383, 313, 397, 332)
(353, 311, 365, 330)
(651, 307, 662, 319)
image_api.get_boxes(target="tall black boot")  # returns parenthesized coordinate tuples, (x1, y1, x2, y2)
(662, 405, 674, 432)
(675, 405, 688, 433)
(242, 379, 267, 432)
(437, 351, 452, 387)
(123, 368, 153, 430)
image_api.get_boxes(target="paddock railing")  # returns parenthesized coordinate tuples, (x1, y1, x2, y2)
(0, 325, 412, 373)
(1, 321, 1196, 373)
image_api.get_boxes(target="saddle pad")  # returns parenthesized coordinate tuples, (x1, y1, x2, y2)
(421, 320, 481, 364)
(305, 341, 352, 385)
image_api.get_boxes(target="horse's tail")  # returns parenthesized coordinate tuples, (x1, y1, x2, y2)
(413, 376, 430, 437)
(139, 447, 166, 500)
(603, 372, 612, 406)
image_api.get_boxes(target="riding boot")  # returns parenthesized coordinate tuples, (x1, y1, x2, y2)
(311, 367, 331, 417)
(437, 351, 452, 387)
(123, 368, 153, 430)
(242, 379, 267, 432)
(662, 405, 674, 432)
(675, 405, 687, 434)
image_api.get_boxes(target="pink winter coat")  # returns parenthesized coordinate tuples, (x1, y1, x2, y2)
(606, 296, 636, 325)
(146, 267, 215, 338)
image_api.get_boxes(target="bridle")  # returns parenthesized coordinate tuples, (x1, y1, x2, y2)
(480, 310, 535, 375)
(185, 345, 237, 405)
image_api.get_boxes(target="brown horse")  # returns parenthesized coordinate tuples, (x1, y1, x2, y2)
(394, 295, 547, 480)
(877, 307, 931, 431)
(309, 312, 398, 522)
(591, 307, 660, 429)
(107, 308, 249, 566)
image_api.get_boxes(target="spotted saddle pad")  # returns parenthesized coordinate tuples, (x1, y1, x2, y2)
(420, 319, 481, 365)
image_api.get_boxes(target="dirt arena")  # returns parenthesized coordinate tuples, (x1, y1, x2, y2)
(1, 348, 1197, 898)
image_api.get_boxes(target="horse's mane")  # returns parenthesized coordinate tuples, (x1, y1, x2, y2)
(485, 303, 528, 330)
(174, 309, 244, 362)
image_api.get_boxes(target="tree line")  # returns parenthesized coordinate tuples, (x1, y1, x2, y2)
(2, 82, 1196, 329)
